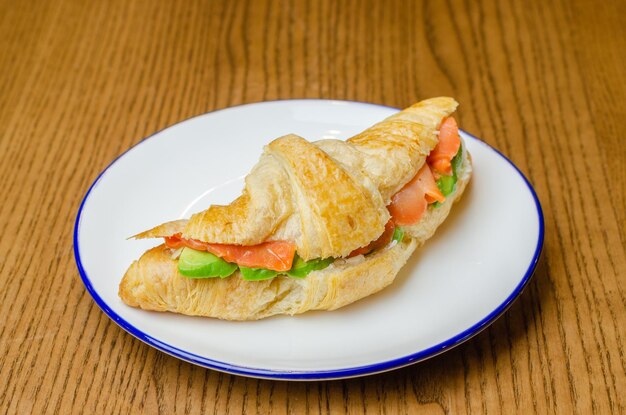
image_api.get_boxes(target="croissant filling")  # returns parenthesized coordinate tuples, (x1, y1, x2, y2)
(163, 116, 465, 281)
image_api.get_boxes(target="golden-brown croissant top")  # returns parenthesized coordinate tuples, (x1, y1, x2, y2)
(135, 97, 458, 260)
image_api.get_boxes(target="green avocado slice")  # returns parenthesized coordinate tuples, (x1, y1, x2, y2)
(287, 255, 334, 278)
(178, 247, 238, 278)
(451, 144, 464, 173)
(240, 267, 279, 281)
(436, 175, 456, 197)
(239, 254, 336, 281)
(392, 227, 405, 243)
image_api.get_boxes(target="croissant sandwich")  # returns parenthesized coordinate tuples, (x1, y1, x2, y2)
(119, 97, 472, 320)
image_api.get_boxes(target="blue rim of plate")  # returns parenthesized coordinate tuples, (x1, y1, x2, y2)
(73, 99, 544, 381)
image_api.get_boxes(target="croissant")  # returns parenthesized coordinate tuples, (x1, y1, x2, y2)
(119, 97, 472, 320)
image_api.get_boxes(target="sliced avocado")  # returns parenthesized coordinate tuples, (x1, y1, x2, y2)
(436, 174, 456, 197)
(392, 227, 405, 243)
(178, 247, 238, 278)
(240, 266, 279, 281)
(239, 254, 334, 280)
(451, 145, 463, 173)
(287, 255, 334, 278)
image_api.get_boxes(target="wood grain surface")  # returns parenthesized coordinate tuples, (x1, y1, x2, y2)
(1, 0, 624, 413)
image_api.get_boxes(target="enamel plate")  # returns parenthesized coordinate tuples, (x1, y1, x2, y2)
(74, 100, 544, 380)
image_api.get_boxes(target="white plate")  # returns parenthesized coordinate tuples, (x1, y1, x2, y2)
(74, 100, 543, 380)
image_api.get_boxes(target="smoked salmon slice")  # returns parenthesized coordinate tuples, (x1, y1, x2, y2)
(427, 117, 461, 175)
(388, 164, 443, 225)
(348, 219, 395, 257)
(205, 241, 296, 272)
(416, 164, 445, 204)
(165, 235, 296, 272)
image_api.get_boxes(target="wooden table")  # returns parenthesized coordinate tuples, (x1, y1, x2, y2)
(1, 0, 624, 413)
